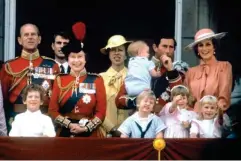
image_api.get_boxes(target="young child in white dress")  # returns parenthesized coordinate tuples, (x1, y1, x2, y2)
(9, 84, 56, 137)
(190, 95, 231, 138)
(118, 90, 166, 138)
(125, 41, 161, 97)
(159, 85, 196, 138)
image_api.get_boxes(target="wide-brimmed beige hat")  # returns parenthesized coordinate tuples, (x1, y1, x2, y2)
(185, 28, 227, 50)
(100, 35, 132, 54)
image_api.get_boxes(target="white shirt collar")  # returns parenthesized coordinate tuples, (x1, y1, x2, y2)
(55, 61, 69, 73)
(132, 112, 154, 122)
(55, 61, 68, 67)
(25, 109, 42, 116)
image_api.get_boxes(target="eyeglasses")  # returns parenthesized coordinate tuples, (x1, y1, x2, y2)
(55, 41, 69, 45)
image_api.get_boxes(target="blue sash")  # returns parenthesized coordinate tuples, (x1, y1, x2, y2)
(59, 74, 97, 114)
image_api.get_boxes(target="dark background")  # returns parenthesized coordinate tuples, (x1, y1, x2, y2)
(16, 0, 175, 73)
(16, 0, 240, 76)
(211, 0, 241, 80)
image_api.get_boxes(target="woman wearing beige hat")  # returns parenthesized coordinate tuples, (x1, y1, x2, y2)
(99, 35, 132, 137)
(185, 28, 232, 112)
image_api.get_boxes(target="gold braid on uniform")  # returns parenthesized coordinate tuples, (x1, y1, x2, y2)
(41, 56, 55, 61)
(55, 75, 72, 127)
(85, 117, 102, 132)
(55, 115, 71, 128)
(83, 73, 102, 132)
(5, 63, 30, 92)
(56, 76, 75, 103)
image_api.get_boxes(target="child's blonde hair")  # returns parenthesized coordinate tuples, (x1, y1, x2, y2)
(127, 40, 147, 57)
(198, 95, 218, 120)
(170, 85, 194, 107)
(136, 90, 156, 110)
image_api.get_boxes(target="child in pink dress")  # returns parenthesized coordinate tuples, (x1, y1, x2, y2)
(190, 95, 231, 138)
(159, 85, 196, 138)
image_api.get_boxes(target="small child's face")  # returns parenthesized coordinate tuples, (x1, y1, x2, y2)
(173, 95, 188, 109)
(138, 96, 155, 113)
(23, 91, 42, 112)
(201, 103, 218, 119)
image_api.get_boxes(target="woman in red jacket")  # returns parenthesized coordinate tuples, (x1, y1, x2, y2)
(48, 40, 106, 137)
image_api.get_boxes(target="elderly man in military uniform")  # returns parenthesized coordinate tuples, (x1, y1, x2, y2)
(0, 23, 60, 131)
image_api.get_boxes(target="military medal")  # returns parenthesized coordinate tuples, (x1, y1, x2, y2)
(42, 80, 50, 91)
(72, 74, 80, 97)
(27, 54, 34, 85)
(82, 94, 91, 104)
(161, 91, 170, 101)
(72, 84, 78, 97)
(49, 68, 53, 75)
(33, 67, 39, 78)
(79, 83, 84, 93)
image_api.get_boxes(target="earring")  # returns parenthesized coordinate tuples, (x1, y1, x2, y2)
(198, 53, 200, 55)
(214, 52, 216, 55)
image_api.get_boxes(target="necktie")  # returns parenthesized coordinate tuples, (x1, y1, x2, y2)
(60, 65, 65, 73)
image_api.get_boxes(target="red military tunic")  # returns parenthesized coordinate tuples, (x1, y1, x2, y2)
(48, 69, 106, 137)
(0, 50, 60, 126)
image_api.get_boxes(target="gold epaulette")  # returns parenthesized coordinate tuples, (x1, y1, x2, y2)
(56, 73, 68, 77)
(5, 61, 29, 77)
(4, 57, 19, 63)
(87, 72, 100, 77)
(41, 56, 55, 62)
(56, 75, 75, 103)
(56, 75, 74, 90)
(5, 62, 29, 92)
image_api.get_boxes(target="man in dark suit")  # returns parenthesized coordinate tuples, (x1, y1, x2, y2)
(51, 31, 70, 74)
